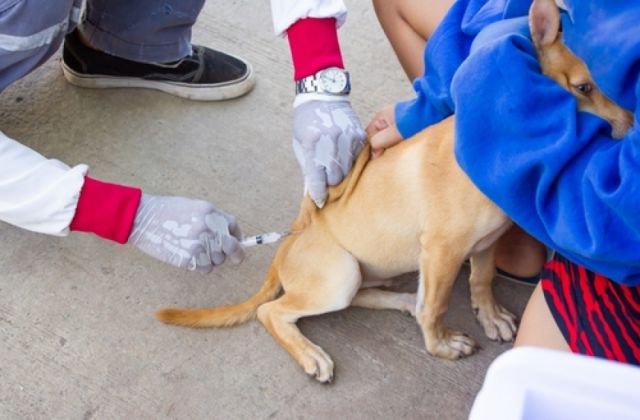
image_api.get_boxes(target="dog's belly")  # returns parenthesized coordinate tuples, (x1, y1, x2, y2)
(341, 231, 422, 281)
(358, 262, 418, 287)
(358, 256, 419, 281)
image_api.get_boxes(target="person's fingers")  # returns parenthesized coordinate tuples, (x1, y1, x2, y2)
(204, 212, 230, 236)
(356, 131, 367, 155)
(306, 164, 328, 208)
(371, 148, 385, 159)
(229, 222, 242, 242)
(197, 231, 224, 266)
(210, 250, 225, 266)
(325, 162, 344, 186)
(366, 115, 389, 136)
(222, 235, 245, 264)
(370, 125, 403, 154)
(374, 118, 389, 131)
(193, 258, 213, 274)
(175, 245, 212, 273)
(192, 249, 213, 273)
(366, 105, 395, 135)
(222, 212, 242, 240)
(321, 134, 344, 187)
(297, 133, 329, 207)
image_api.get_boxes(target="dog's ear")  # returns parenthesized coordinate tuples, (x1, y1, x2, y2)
(529, 0, 561, 47)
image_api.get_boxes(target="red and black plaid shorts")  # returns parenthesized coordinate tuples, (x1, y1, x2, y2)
(541, 253, 640, 365)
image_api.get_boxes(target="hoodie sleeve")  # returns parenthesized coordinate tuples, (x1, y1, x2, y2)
(394, 0, 476, 139)
(393, 0, 530, 139)
(451, 29, 640, 285)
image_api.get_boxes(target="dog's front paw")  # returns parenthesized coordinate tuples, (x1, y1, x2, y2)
(426, 330, 479, 360)
(299, 342, 335, 384)
(474, 303, 518, 343)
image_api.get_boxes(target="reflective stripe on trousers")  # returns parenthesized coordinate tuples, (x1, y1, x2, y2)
(0, 0, 204, 91)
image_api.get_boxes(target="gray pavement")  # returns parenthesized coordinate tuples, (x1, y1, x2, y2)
(0, 1, 533, 419)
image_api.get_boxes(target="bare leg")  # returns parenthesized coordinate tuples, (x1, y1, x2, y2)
(372, 0, 455, 80)
(515, 283, 570, 351)
(469, 245, 518, 342)
(495, 225, 548, 278)
(352, 288, 416, 316)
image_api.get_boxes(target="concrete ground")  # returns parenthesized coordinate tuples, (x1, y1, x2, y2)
(0, 1, 533, 418)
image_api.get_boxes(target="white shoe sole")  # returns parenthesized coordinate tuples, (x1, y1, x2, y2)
(61, 60, 255, 101)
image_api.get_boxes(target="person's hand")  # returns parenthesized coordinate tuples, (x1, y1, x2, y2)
(128, 194, 244, 273)
(366, 104, 403, 158)
(293, 99, 366, 208)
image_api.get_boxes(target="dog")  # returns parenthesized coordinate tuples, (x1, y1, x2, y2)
(156, 0, 633, 383)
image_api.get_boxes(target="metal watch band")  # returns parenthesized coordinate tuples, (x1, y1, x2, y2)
(295, 76, 321, 95)
(295, 69, 350, 95)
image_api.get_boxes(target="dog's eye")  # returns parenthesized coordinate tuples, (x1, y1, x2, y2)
(575, 83, 593, 95)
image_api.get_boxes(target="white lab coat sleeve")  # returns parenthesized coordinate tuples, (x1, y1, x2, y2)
(270, 0, 347, 36)
(0, 130, 88, 236)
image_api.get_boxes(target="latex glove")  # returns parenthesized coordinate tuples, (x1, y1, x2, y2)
(366, 104, 403, 158)
(292, 99, 366, 207)
(129, 194, 244, 273)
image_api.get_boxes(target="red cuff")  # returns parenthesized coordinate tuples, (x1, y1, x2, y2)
(70, 176, 142, 244)
(287, 18, 344, 80)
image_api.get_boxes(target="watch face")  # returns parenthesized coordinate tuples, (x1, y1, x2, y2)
(319, 68, 348, 93)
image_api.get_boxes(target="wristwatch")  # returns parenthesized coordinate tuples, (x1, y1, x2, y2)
(295, 67, 351, 95)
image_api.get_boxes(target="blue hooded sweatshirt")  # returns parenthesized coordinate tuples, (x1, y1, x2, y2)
(394, 0, 640, 285)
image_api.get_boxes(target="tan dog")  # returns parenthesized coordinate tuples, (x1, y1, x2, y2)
(157, 0, 633, 383)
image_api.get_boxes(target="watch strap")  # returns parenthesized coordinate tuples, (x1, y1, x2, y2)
(296, 75, 322, 95)
(295, 69, 350, 95)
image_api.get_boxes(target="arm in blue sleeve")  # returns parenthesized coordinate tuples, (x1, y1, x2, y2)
(394, 0, 476, 138)
(393, 0, 533, 139)
(451, 32, 640, 285)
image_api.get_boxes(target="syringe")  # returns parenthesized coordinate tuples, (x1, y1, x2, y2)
(240, 231, 293, 248)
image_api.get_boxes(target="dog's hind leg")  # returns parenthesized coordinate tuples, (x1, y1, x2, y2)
(416, 244, 479, 359)
(469, 245, 518, 342)
(256, 241, 361, 383)
(351, 288, 416, 316)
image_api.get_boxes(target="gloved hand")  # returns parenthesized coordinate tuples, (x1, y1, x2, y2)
(128, 194, 244, 273)
(292, 99, 366, 207)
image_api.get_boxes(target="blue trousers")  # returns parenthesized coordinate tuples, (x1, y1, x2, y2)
(0, 0, 205, 91)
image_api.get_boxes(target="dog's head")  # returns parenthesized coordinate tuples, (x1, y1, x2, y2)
(529, 0, 633, 138)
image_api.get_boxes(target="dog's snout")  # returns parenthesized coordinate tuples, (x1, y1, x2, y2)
(612, 111, 634, 139)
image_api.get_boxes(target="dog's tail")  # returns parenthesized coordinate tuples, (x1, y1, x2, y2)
(155, 262, 281, 328)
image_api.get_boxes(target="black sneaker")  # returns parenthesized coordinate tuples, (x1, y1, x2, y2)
(61, 29, 255, 101)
